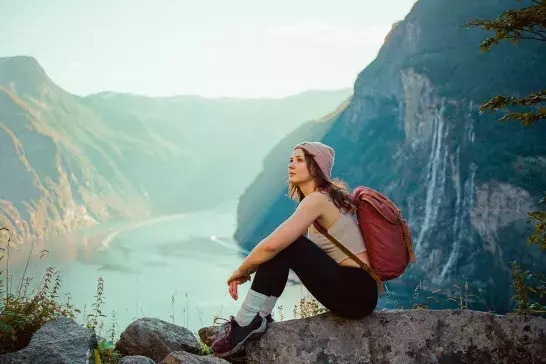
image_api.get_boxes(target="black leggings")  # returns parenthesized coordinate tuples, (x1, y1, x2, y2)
(250, 235, 378, 319)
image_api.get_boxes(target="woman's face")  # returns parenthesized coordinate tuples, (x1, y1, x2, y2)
(289, 148, 313, 184)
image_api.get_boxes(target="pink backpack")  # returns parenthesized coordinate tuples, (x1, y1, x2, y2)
(313, 186, 416, 296)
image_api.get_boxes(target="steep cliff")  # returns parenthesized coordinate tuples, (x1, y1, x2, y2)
(234, 0, 546, 312)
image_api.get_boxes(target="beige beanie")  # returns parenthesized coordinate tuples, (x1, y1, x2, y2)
(293, 141, 335, 178)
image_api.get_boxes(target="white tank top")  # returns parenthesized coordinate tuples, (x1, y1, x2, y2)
(307, 212, 367, 263)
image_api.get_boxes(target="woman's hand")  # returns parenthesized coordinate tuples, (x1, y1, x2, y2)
(227, 268, 251, 284)
(228, 279, 242, 300)
(227, 269, 251, 300)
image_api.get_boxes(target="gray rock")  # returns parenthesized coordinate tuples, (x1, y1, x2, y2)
(116, 317, 201, 363)
(243, 310, 546, 364)
(119, 355, 157, 364)
(0, 317, 96, 364)
(159, 351, 229, 364)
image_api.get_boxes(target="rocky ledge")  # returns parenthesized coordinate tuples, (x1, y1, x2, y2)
(1, 310, 544, 364)
(202, 310, 546, 364)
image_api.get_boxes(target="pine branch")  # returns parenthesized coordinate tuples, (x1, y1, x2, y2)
(480, 91, 546, 126)
(464, 0, 546, 50)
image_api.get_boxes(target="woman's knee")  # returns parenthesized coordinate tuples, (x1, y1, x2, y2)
(255, 234, 321, 283)
(255, 235, 308, 273)
(258, 246, 291, 272)
(263, 235, 305, 261)
(257, 255, 283, 273)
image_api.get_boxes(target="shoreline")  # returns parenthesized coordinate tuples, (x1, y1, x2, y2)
(99, 213, 187, 250)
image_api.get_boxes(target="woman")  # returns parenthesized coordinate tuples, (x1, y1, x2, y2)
(211, 141, 378, 358)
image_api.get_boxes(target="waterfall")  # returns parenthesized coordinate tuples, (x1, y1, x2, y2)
(436, 112, 477, 281)
(438, 153, 477, 282)
(440, 147, 462, 281)
(414, 105, 447, 257)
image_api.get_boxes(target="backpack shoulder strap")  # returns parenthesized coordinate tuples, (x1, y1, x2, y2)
(313, 221, 384, 296)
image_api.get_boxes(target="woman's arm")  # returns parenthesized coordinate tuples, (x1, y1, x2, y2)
(236, 192, 325, 274)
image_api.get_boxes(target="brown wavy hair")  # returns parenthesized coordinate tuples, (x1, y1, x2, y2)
(288, 147, 356, 214)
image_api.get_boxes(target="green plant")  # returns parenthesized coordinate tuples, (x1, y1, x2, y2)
(91, 339, 122, 364)
(511, 261, 530, 314)
(410, 281, 442, 310)
(86, 277, 122, 364)
(0, 226, 122, 361)
(292, 293, 328, 319)
(86, 277, 106, 335)
(447, 282, 474, 310)
(277, 305, 285, 321)
(197, 338, 212, 355)
(0, 227, 80, 354)
(508, 192, 546, 316)
(169, 289, 176, 324)
(527, 192, 546, 251)
(106, 310, 118, 344)
(510, 261, 546, 315)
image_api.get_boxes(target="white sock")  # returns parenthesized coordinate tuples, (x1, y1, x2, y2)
(235, 289, 268, 326)
(259, 296, 278, 317)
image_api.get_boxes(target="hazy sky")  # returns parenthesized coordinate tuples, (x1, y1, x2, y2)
(1, 0, 417, 98)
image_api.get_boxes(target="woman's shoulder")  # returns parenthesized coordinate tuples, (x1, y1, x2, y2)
(306, 190, 330, 203)
(305, 191, 338, 212)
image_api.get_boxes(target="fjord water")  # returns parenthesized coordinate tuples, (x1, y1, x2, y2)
(5, 199, 309, 338)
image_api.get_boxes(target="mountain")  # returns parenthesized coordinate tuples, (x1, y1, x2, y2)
(83, 89, 353, 213)
(0, 56, 352, 244)
(233, 0, 546, 312)
(0, 56, 157, 244)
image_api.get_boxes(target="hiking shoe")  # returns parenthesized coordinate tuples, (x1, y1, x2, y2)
(211, 314, 267, 357)
(264, 314, 275, 323)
